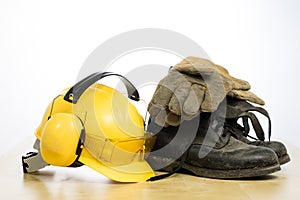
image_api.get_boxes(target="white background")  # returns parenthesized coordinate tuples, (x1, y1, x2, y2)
(0, 0, 299, 155)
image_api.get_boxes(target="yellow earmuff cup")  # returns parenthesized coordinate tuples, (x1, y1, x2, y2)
(40, 113, 82, 167)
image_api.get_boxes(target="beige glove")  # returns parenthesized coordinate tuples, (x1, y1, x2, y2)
(173, 57, 264, 105)
(148, 56, 264, 127)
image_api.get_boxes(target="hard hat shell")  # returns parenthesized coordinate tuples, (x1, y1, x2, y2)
(36, 84, 155, 182)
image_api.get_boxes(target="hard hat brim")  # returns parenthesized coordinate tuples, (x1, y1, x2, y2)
(79, 147, 155, 182)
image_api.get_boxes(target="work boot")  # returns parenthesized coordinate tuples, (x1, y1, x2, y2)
(147, 110, 281, 179)
(225, 97, 290, 165)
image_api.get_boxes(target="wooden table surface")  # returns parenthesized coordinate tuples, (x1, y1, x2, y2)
(1, 138, 299, 200)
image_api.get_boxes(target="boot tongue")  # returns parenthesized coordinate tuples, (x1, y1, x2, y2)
(192, 112, 230, 149)
(226, 96, 254, 119)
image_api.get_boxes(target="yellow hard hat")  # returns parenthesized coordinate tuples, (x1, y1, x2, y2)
(29, 72, 155, 182)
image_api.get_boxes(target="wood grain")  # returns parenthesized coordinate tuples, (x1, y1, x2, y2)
(1, 138, 298, 200)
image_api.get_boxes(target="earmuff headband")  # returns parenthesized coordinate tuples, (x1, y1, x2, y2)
(64, 72, 140, 104)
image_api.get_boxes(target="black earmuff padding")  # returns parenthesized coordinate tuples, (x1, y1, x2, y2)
(68, 118, 86, 168)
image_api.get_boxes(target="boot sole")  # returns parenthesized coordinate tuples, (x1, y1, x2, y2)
(152, 157, 281, 179)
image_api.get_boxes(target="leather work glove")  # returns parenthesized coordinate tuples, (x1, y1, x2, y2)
(148, 56, 264, 127)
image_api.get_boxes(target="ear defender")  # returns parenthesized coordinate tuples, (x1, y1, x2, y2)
(40, 113, 84, 167)
(22, 72, 156, 182)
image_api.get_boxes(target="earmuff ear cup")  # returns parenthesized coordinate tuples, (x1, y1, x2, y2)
(40, 113, 83, 167)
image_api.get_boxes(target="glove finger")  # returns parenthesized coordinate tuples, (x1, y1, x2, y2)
(148, 103, 167, 127)
(183, 73, 206, 85)
(181, 112, 199, 121)
(200, 89, 211, 112)
(148, 102, 162, 117)
(168, 80, 191, 115)
(216, 64, 251, 90)
(201, 85, 226, 112)
(183, 84, 205, 116)
(149, 84, 173, 108)
(153, 109, 170, 127)
(230, 77, 251, 90)
(200, 75, 227, 112)
(228, 90, 265, 105)
(209, 71, 233, 93)
(149, 71, 183, 109)
(166, 112, 181, 127)
(172, 56, 217, 76)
